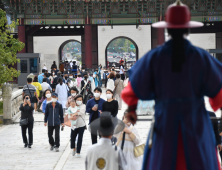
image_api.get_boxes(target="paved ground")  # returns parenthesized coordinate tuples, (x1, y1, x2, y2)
(0, 89, 219, 170)
(0, 89, 151, 170)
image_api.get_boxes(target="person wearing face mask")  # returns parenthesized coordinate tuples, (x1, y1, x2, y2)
(102, 89, 118, 117)
(66, 87, 79, 108)
(19, 94, 34, 148)
(55, 78, 69, 109)
(94, 67, 102, 87)
(69, 95, 86, 158)
(41, 89, 52, 114)
(80, 72, 93, 104)
(86, 87, 105, 144)
(67, 74, 77, 88)
(44, 93, 64, 152)
(106, 72, 115, 91)
(76, 73, 82, 93)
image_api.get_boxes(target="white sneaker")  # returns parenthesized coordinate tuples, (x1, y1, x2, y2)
(72, 150, 76, 156)
(76, 154, 81, 158)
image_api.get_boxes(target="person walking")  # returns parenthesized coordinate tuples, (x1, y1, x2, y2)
(76, 73, 82, 93)
(86, 87, 105, 144)
(38, 69, 46, 84)
(43, 64, 47, 70)
(88, 73, 95, 91)
(119, 61, 125, 81)
(59, 61, 64, 74)
(66, 87, 79, 108)
(43, 73, 51, 85)
(114, 74, 124, 110)
(106, 72, 115, 91)
(32, 76, 42, 112)
(22, 78, 38, 105)
(44, 93, 64, 152)
(51, 61, 57, 72)
(19, 94, 34, 148)
(55, 78, 68, 109)
(102, 89, 118, 117)
(69, 95, 86, 158)
(80, 72, 93, 104)
(41, 89, 52, 114)
(41, 78, 52, 92)
(86, 112, 127, 170)
(121, 1, 222, 170)
(114, 110, 143, 170)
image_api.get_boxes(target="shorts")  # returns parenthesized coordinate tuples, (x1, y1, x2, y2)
(32, 96, 38, 103)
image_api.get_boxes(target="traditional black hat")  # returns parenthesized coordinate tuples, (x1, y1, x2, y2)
(89, 112, 125, 136)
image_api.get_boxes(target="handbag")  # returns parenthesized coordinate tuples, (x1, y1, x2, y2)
(19, 118, 28, 126)
(134, 144, 145, 157)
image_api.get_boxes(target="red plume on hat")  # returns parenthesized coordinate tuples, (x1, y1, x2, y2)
(152, 0, 203, 28)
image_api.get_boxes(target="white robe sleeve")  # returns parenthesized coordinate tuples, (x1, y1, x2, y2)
(129, 127, 141, 146)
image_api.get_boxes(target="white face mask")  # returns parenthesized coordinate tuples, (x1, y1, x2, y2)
(52, 98, 57, 103)
(71, 93, 76, 97)
(106, 94, 112, 99)
(76, 101, 82, 105)
(94, 93, 100, 98)
(69, 76, 73, 78)
(53, 73, 55, 75)
(46, 94, 51, 98)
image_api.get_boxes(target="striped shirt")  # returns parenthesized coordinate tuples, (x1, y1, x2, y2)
(23, 84, 36, 97)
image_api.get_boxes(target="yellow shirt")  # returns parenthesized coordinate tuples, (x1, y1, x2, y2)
(32, 82, 42, 97)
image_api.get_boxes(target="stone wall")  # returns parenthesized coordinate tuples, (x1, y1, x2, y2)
(34, 36, 81, 72)
(2, 84, 23, 124)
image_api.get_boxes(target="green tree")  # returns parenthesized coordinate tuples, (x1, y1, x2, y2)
(0, 9, 25, 86)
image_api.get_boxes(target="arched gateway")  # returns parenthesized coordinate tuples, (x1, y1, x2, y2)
(58, 40, 82, 64)
(105, 37, 138, 69)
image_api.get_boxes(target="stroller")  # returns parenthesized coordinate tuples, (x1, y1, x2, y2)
(80, 80, 94, 104)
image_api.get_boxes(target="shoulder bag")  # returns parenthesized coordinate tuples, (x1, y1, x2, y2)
(27, 85, 33, 102)
(20, 117, 28, 126)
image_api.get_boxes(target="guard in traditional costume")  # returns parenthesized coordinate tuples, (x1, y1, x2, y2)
(85, 112, 127, 170)
(121, 1, 222, 170)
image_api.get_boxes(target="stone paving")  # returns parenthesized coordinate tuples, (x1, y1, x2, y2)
(0, 89, 151, 170)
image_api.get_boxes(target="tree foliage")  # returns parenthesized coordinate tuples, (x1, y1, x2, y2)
(0, 9, 25, 86)
(107, 38, 136, 53)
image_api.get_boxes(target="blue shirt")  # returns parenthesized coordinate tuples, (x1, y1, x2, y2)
(38, 73, 44, 84)
(86, 98, 105, 124)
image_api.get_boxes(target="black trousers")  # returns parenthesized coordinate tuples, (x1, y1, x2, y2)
(70, 126, 85, 153)
(21, 123, 33, 145)
(120, 74, 125, 81)
(48, 125, 60, 148)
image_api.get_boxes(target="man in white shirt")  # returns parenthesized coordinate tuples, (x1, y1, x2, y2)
(85, 112, 127, 170)
(43, 64, 47, 70)
(41, 78, 52, 92)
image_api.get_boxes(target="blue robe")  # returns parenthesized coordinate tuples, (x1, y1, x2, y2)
(129, 39, 222, 170)
(94, 68, 102, 87)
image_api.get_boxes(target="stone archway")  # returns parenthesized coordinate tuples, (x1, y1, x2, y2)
(98, 25, 152, 67)
(105, 36, 139, 68)
(58, 39, 82, 61)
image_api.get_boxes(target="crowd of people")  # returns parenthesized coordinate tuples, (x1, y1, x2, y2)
(19, 60, 144, 169)
(16, 1, 222, 170)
